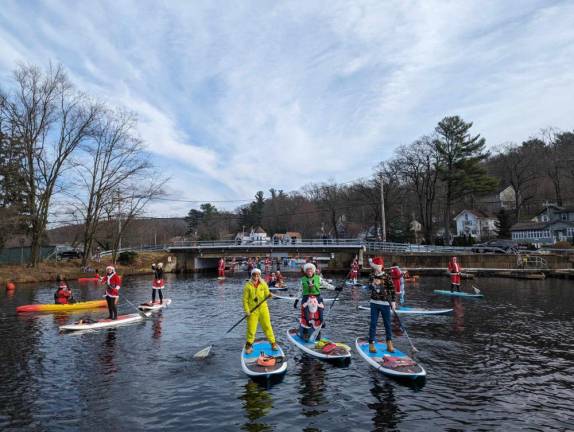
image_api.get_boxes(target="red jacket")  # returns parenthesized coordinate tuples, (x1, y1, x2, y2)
(55, 288, 71, 304)
(105, 273, 121, 297)
(390, 266, 402, 292)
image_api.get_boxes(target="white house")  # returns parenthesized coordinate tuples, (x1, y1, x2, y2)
(453, 210, 498, 241)
(475, 185, 516, 213)
(235, 227, 271, 244)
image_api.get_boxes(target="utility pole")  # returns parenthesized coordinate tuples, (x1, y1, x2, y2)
(380, 171, 386, 242)
(117, 189, 122, 252)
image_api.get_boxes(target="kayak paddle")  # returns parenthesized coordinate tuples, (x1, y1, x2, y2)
(193, 293, 272, 359)
(309, 285, 343, 343)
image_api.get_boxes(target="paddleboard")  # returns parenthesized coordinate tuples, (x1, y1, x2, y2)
(59, 313, 146, 331)
(271, 294, 340, 302)
(17, 300, 107, 313)
(358, 305, 453, 315)
(241, 339, 287, 378)
(286, 328, 351, 361)
(433, 290, 484, 298)
(345, 280, 362, 287)
(217, 276, 226, 280)
(138, 298, 172, 311)
(269, 286, 288, 292)
(355, 337, 425, 379)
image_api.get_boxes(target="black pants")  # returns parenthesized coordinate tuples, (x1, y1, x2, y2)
(106, 296, 117, 319)
(152, 288, 163, 303)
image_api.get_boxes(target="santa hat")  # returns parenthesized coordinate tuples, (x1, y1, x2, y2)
(369, 257, 384, 273)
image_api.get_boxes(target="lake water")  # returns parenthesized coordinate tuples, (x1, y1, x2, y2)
(0, 274, 572, 431)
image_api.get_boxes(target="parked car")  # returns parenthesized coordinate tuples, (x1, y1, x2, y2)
(471, 239, 518, 254)
(55, 245, 83, 260)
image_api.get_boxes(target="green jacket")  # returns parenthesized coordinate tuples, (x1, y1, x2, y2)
(300, 274, 321, 296)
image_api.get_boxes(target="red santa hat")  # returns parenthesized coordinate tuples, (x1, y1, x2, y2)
(369, 257, 384, 274)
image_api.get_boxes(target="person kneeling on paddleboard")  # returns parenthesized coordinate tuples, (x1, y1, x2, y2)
(243, 268, 278, 354)
(54, 275, 74, 304)
(368, 268, 396, 353)
(298, 295, 324, 341)
(448, 256, 462, 292)
(151, 263, 164, 304)
(104, 266, 121, 320)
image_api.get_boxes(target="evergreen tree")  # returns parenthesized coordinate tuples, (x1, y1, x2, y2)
(434, 116, 496, 242)
(495, 208, 513, 239)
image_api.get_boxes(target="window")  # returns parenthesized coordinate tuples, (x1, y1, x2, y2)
(561, 213, 567, 221)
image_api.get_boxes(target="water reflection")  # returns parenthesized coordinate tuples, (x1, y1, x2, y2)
(368, 376, 402, 431)
(152, 313, 163, 340)
(452, 298, 465, 334)
(99, 330, 118, 375)
(239, 381, 273, 432)
(298, 357, 327, 416)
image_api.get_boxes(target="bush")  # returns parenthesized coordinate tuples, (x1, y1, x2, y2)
(117, 251, 138, 265)
(550, 241, 573, 249)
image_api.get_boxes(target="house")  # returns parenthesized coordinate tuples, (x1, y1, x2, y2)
(453, 210, 498, 241)
(511, 204, 574, 245)
(272, 232, 302, 244)
(235, 227, 271, 245)
(410, 220, 423, 244)
(475, 185, 516, 213)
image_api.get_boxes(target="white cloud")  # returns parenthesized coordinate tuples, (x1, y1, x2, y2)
(1, 0, 573, 215)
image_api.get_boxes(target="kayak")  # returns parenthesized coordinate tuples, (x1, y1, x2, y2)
(241, 339, 287, 378)
(358, 305, 453, 315)
(138, 298, 172, 311)
(78, 277, 100, 283)
(433, 290, 484, 298)
(59, 313, 147, 331)
(355, 337, 426, 379)
(17, 300, 107, 313)
(286, 328, 351, 361)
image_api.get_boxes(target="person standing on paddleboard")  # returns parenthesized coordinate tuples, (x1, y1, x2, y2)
(243, 268, 278, 354)
(349, 257, 359, 283)
(448, 256, 462, 292)
(390, 262, 405, 305)
(151, 263, 164, 304)
(104, 266, 121, 320)
(368, 265, 396, 353)
(298, 263, 325, 339)
(218, 257, 225, 278)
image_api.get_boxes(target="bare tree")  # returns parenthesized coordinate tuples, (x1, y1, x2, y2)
(67, 108, 150, 265)
(0, 64, 100, 265)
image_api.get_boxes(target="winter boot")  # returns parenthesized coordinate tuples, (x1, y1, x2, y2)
(369, 342, 377, 353)
(245, 342, 253, 354)
(386, 339, 394, 352)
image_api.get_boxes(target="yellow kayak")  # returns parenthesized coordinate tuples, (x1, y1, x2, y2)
(17, 300, 107, 313)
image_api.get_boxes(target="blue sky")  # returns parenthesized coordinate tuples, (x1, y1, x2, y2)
(1, 0, 574, 217)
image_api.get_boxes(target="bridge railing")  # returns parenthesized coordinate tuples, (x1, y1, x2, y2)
(169, 238, 364, 248)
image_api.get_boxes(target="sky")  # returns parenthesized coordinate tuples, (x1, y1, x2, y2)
(1, 0, 574, 217)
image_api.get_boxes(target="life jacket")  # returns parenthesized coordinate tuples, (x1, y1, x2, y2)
(301, 275, 321, 296)
(256, 353, 276, 367)
(55, 288, 70, 304)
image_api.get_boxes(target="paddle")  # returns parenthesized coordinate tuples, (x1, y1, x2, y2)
(193, 293, 272, 359)
(122, 296, 152, 319)
(308, 285, 343, 343)
(390, 303, 418, 354)
(471, 284, 482, 295)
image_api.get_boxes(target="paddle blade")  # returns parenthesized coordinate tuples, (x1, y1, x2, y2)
(193, 345, 212, 359)
(472, 286, 481, 294)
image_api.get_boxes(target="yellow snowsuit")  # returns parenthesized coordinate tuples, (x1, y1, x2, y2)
(243, 279, 275, 344)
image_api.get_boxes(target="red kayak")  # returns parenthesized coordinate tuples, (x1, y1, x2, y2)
(78, 277, 101, 283)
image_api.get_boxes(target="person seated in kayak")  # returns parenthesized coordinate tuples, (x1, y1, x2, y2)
(267, 272, 278, 287)
(300, 263, 325, 322)
(243, 268, 278, 354)
(368, 269, 396, 353)
(104, 266, 121, 320)
(150, 263, 164, 304)
(298, 295, 324, 341)
(448, 256, 462, 292)
(54, 276, 74, 304)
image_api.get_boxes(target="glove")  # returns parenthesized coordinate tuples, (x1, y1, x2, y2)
(293, 299, 299, 309)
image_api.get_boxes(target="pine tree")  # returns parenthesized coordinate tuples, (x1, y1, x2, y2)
(495, 208, 513, 239)
(434, 116, 496, 242)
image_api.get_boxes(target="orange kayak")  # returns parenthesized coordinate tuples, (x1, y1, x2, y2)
(78, 277, 100, 283)
(17, 300, 107, 313)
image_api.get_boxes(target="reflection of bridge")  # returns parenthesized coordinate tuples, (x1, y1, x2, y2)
(168, 239, 365, 272)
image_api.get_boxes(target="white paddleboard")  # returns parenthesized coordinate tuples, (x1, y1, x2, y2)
(358, 305, 453, 315)
(355, 337, 426, 379)
(286, 328, 351, 361)
(138, 298, 172, 311)
(60, 313, 146, 331)
(241, 339, 287, 378)
(433, 290, 484, 298)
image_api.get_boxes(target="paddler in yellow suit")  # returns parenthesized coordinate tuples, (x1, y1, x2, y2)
(243, 268, 278, 354)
